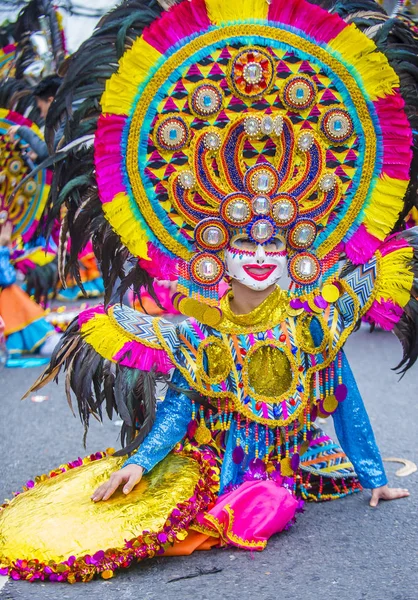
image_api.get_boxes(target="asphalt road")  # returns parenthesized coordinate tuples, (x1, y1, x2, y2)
(0, 326, 417, 600)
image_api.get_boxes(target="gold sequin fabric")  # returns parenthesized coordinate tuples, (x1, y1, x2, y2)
(248, 345, 292, 397)
(0, 454, 200, 564)
(218, 287, 289, 333)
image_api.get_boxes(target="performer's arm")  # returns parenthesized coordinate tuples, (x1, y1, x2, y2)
(92, 368, 192, 502)
(331, 351, 387, 489)
(13, 126, 49, 162)
(123, 369, 192, 472)
(0, 248, 16, 288)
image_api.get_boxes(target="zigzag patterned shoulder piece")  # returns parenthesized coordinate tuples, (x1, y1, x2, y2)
(110, 305, 179, 355)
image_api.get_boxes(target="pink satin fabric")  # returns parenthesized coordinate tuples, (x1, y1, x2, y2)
(202, 480, 298, 550)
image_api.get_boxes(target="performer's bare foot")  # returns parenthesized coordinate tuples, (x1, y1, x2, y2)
(370, 484, 410, 507)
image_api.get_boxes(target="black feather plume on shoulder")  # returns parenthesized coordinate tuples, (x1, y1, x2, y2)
(24, 313, 169, 454)
(393, 228, 418, 375)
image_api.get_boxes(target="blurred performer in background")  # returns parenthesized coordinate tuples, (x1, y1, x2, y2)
(7, 74, 62, 162)
(0, 221, 58, 357)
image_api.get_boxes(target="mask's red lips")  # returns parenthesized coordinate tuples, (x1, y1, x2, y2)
(243, 264, 277, 281)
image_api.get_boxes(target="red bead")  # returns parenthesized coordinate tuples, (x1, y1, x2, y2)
(238, 382, 244, 388)
(289, 398, 296, 406)
(240, 349, 247, 356)
(279, 334, 286, 342)
(298, 365, 304, 372)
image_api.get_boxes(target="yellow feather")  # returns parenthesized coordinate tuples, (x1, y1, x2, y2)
(102, 192, 149, 260)
(80, 313, 128, 361)
(377, 247, 414, 307)
(328, 24, 399, 101)
(364, 175, 409, 240)
(101, 39, 162, 115)
(206, 0, 268, 25)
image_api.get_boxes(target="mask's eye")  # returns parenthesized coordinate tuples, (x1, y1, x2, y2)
(230, 235, 257, 252)
(265, 237, 286, 253)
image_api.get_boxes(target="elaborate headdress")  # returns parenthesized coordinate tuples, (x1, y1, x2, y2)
(38, 0, 417, 324)
(89, 0, 413, 324)
(0, 109, 50, 242)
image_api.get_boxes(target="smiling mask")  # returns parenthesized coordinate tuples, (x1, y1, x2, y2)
(225, 235, 287, 291)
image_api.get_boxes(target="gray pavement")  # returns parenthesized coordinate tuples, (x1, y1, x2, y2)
(0, 326, 417, 600)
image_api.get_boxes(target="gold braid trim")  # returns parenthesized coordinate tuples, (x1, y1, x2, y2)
(204, 505, 267, 550)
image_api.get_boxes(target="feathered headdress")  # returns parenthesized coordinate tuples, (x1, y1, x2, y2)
(43, 0, 417, 321)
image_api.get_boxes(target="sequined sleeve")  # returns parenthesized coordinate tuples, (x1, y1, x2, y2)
(123, 369, 192, 472)
(332, 351, 387, 489)
(0, 247, 16, 287)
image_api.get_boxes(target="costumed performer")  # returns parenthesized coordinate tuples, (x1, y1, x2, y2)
(0, 222, 58, 357)
(0, 0, 417, 583)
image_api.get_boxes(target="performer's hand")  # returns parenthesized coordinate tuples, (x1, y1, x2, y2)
(7, 125, 20, 141)
(370, 484, 409, 507)
(91, 465, 144, 502)
(0, 222, 13, 247)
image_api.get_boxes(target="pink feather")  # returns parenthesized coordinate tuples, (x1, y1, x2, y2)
(94, 114, 127, 204)
(78, 305, 105, 327)
(373, 93, 413, 180)
(364, 299, 403, 331)
(379, 235, 409, 257)
(113, 341, 174, 373)
(345, 224, 381, 264)
(143, 0, 210, 54)
(268, 0, 346, 44)
(139, 243, 179, 280)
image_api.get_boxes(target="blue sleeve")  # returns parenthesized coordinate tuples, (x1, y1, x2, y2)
(0, 247, 16, 287)
(332, 352, 387, 489)
(123, 369, 192, 472)
(17, 126, 49, 161)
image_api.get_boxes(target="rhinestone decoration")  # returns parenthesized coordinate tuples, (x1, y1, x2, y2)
(288, 220, 317, 250)
(245, 165, 279, 196)
(272, 195, 298, 227)
(318, 172, 337, 192)
(249, 218, 276, 244)
(203, 227, 223, 245)
(194, 218, 229, 252)
(221, 195, 252, 226)
(260, 116, 274, 136)
(203, 131, 222, 151)
(282, 76, 316, 111)
(156, 115, 189, 151)
(24, 180, 37, 196)
(244, 116, 261, 137)
(243, 62, 263, 84)
(273, 116, 284, 136)
(178, 170, 196, 189)
(229, 48, 275, 99)
(8, 159, 22, 174)
(288, 252, 321, 285)
(190, 83, 223, 117)
(189, 252, 224, 286)
(252, 195, 271, 215)
(0, 210, 8, 224)
(297, 131, 315, 152)
(320, 108, 354, 143)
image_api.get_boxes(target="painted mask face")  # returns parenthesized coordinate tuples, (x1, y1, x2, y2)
(224, 234, 287, 291)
